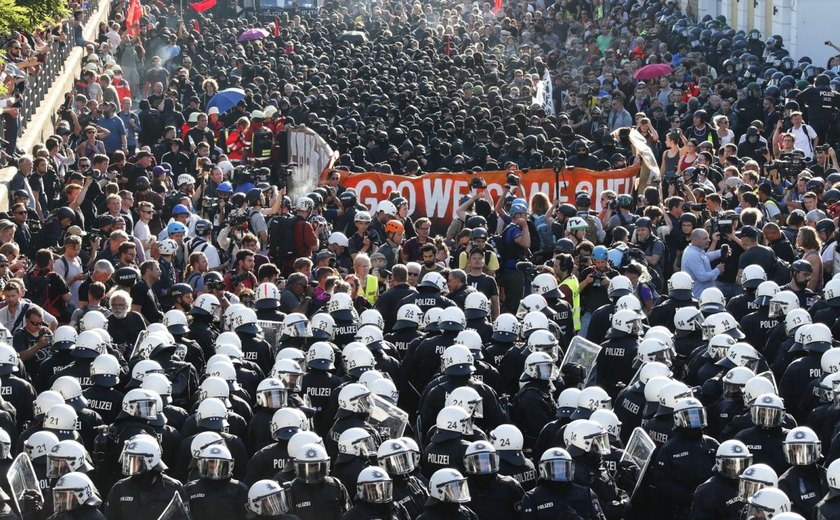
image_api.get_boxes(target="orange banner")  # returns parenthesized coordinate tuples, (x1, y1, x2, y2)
(332, 166, 640, 224)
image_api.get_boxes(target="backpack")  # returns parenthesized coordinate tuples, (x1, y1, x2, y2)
(268, 215, 300, 265)
(24, 269, 51, 308)
(252, 127, 273, 160)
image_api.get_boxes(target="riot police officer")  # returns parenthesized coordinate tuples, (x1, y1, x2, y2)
(519, 447, 606, 519)
(243, 407, 307, 485)
(377, 439, 429, 519)
(181, 444, 248, 519)
(288, 443, 350, 520)
(341, 466, 410, 520)
(734, 393, 792, 474)
(333, 427, 376, 495)
(417, 468, 477, 520)
(50, 472, 107, 520)
(422, 406, 473, 479)
(814, 458, 840, 519)
(245, 479, 300, 519)
(83, 354, 124, 424)
(690, 440, 752, 519)
(564, 419, 629, 519)
(513, 352, 558, 450)
(590, 309, 642, 398)
(187, 293, 221, 362)
(461, 441, 524, 520)
(726, 265, 766, 321)
(778, 427, 827, 517)
(741, 281, 781, 352)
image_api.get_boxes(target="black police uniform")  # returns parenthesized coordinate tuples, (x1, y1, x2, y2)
(741, 307, 778, 356)
(0, 373, 36, 429)
(465, 473, 524, 520)
(778, 464, 827, 518)
(419, 374, 508, 437)
(613, 383, 646, 445)
(421, 436, 470, 480)
(585, 302, 615, 345)
(33, 349, 76, 392)
(485, 339, 517, 370)
(332, 454, 368, 498)
(690, 473, 744, 520)
(570, 452, 628, 520)
(519, 480, 606, 520)
(104, 472, 184, 520)
(396, 287, 455, 315)
(243, 440, 291, 486)
(246, 407, 277, 454)
(780, 351, 823, 423)
(706, 396, 746, 440)
(498, 451, 537, 492)
(403, 330, 459, 395)
(590, 332, 639, 399)
(648, 297, 698, 330)
(814, 490, 840, 520)
(47, 505, 108, 520)
(726, 289, 759, 321)
(288, 476, 350, 520)
(384, 328, 422, 360)
(186, 315, 219, 364)
(341, 501, 411, 520)
(513, 379, 557, 450)
(648, 429, 719, 519)
(239, 332, 274, 376)
(734, 425, 791, 475)
(181, 478, 249, 520)
(326, 413, 382, 461)
(416, 499, 478, 520)
(392, 474, 429, 519)
(82, 385, 124, 425)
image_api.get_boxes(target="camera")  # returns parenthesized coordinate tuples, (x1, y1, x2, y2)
(506, 172, 520, 188)
(82, 231, 104, 255)
(206, 279, 225, 292)
(592, 269, 604, 288)
(608, 200, 618, 210)
(717, 219, 733, 236)
(767, 151, 808, 179)
(516, 261, 536, 279)
(254, 167, 272, 183)
(817, 144, 831, 153)
(227, 209, 250, 229)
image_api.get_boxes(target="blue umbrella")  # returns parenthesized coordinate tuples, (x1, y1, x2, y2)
(206, 88, 246, 114)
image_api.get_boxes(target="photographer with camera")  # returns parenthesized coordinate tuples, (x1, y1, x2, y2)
(12, 306, 53, 376)
(577, 245, 619, 336)
(606, 194, 638, 237)
(811, 144, 840, 176)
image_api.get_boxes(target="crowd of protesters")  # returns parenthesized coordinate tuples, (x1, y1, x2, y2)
(0, 0, 838, 517)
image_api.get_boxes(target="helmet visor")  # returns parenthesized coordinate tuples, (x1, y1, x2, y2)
(52, 490, 79, 513)
(590, 432, 612, 455)
(438, 479, 471, 503)
(532, 362, 558, 381)
(751, 406, 784, 428)
(252, 489, 290, 515)
(121, 453, 148, 476)
(288, 321, 313, 338)
(723, 382, 745, 399)
(701, 323, 717, 341)
(768, 301, 786, 318)
(718, 456, 753, 479)
(257, 388, 288, 409)
(739, 478, 771, 501)
(380, 451, 414, 476)
(784, 442, 821, 465)
(280, 372, 302, 393)
(675, 408, 707, 429)
(468, 399, 484, 419)
(464, 452, 499, 475)
(198, 458, 233, 479)
(132, 399, 159, 419)
(539, 459, 574, 482)
(295, 461, 329, 483)
(46, 457, 73, 479)
(354, 435, 378, 457)
(359, 480, 392, 503)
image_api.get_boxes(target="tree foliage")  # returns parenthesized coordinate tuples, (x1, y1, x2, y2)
(0, 0, 70, 35)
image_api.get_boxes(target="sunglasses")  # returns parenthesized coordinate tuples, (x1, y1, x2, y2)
(29, 321, 43, 326)
(408, 272, 420, 277)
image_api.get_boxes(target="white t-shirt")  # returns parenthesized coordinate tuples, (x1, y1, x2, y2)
(791, 124, 817, 159)
(134, 220, 152, 251)
(54, 255, 84, 307)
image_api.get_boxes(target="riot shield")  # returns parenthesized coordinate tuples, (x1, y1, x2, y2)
(618, 427, 656, 499)
(560, 336, 602, 381)
(7, 453, 41, 517)
(368, 394, 408, 440)
(157, 492, 190, 520)
(127, 329, 150, 361)
(757, 371, 779, 394)
(257, 320, 283, 351)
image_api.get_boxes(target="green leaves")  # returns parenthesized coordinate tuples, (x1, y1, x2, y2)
(0, 0, 70, 34)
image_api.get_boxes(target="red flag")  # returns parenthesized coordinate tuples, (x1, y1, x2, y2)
(273, 17, 280, 37)
(189, 0, 216, 13)
(193, 19, 200, 32)
(125, 0, 141, 37)
(445, 36, 450, 57)
(493, 0, 502, 13)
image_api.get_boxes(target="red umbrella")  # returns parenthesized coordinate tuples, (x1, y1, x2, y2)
(633, 64, 673, 81)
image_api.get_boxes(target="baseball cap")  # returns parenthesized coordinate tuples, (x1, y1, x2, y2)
(66, 226, 87, 237)
(738, 225, 759, 239)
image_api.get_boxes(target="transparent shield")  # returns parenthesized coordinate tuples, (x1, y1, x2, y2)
(257, 320, 283, 351)
(560, 336, 602, 383)
(128, 330, 150, 361)
(368, 394, 408, 440)
(756, 371, 779, 394)
(617, 427, 656, 499)
(7, 453, 42, 517)
(156, 492, 190, 520)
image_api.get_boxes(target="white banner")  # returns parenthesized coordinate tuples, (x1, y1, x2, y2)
(287, 126, 337, 195)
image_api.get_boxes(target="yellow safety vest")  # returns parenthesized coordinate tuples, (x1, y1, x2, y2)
(559, 275, 581, 332)
(362, 274, 379, 306)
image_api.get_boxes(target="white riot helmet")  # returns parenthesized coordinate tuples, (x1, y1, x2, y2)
(189, 432, 224, 459)
(435, 406, 473, 437)
(715, 440, 752, 478)
(0, 345, 17, 375)
(699, 287, 726, 314)
(822, 349, 840, 375)
(52, 472, 101, 513)
(668, 272, 694, 299)
(701, 312, 745, 340)
(355, 325, 384, 350)
(44, 404, 79, 433)
(446, 386, 483, 418)
(527, 329, 560, 360)
(636, 338, 673, 366)
(120, 433, 165, 475)
(338, 383, 374, 414)
(672, 397, 707, 429)
(827, 459, 840, 491)
(491, 313, 520, 342)
(754, 281, 781, 307)
(608, 309, 642, 337)
(255, 378, 287, 410)
(439, 307, 467, 332)
(428, 468, 471, 503)
(247, 480, 292, 516)
(739, 463, 779, 500)
(132, 334, 168, 361)
(215, 331, 242, 351)
(90, 354, 120, 387)
(338, 427, 377, 458)
(327, 292, 357, 321)
(53, 326, 78, 351)
(342, 346, 375, 378)
(254, 283, 281, 310)
(747, 487, 792, 519)
(422, 307, 444, 333)
(643, 377, 673, 412)
(419, 272, 447, 293)
(357, 370, 384, 389)
(556, 388, 582, 418)
(785, 309, 812, 336)
(743, 376, 777, 406)
(80, 310, 107, 332)
(463, 441, 499, 475)
(46, 440, 93, 479)
(707, 334, 737, 360)
(394, 304, 422, 330)
(197, 444, 234, 480)
(163, 309, 189, 335)
(783, 427, 821, 465)
(521, 311, 549, 338)
(825, 278, 840, 306)
(0, 429, 9, 460)
(455, 330, 485, 359)
(577, 386, 612, 412)
(270, 359, 304, 392)
(769, 291, 800, 319)
(590, 409, 622, 439)
(442, 345, 475, 376)
(741, 265, 767, 290)
(377, 439, 415, 476)
(74, 330, 105, 359)
(718, 343, 761, 371)
(52, 376, 86, 406)
(34, 391, 65, 418)
(356, 466, 393, 504)
(524, 352, 557, 381)
(802, 323, 834, 353)
(369, 378, 399, 404)
(751, 393, 785, 428)
(615, 294, 642, 314)
(638, 362, 673, 385)
(516, 293, 548, 319)
(130, 360, 164, 385)
(311, 313, 336, 340)
(489, 424, 524, 454)
(464, 293, 491, 321)
(196, 398, 230, 432)
(287, 432, 324, 462)
(280, 313, 311, 338)
(199, 376, 232, 406)
(141, 373, 173, 406)
(270, 408, 308, 441)
(722, 366, 755, 399)
(607, 275, 634, 300)
(121, 389, 159, 420)
(674, 307, 703, 333)
(24, 431, 59, 461)
(563, 419, 611, 456)
(532, 273, 561, 299)
(231, 307, 261, 335)
(191, 293, 221, 317)
(294, 443, 330, 483)
(538, 448, 574, 482)
(359, 309, 385, 330)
